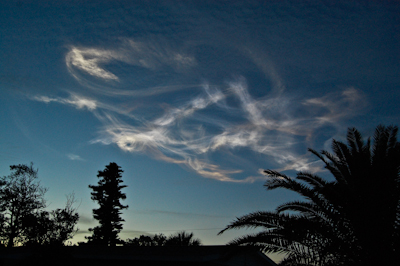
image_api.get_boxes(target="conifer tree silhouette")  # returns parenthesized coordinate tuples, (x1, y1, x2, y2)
(87, 162, 128, 246)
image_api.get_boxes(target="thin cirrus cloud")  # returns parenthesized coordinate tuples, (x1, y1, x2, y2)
(66, 47, 120, 81)
(34, 85, 365, 182)
(67, 154, 85, 161)
(34, 94, 97, 111)
(34, 43, 367, 183)
(65, 39, 196, 87)
(303, 87, 366, 126)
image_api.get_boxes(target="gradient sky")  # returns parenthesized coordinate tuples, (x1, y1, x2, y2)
(0, 0, 399, 261)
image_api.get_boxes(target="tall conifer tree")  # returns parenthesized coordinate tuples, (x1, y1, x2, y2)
(87, 162, 128, 246)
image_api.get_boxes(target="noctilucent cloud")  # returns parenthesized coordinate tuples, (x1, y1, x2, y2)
(0, 0, 399, 260)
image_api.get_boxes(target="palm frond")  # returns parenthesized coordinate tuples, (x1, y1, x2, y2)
(372, 125, 390, 160)
(347, 127, 364, 155)
(387, 125, 398, 149)
(222, 125, 400, 266)
(264, 174, 316, 201)
(263, 169, 290, 180)
(226, 227, 322, 259)
(296, 172, 329, 188)
(218, 211, 291, 235)
(331, 141, 354, 180)
(225, 231, 293, 254)
(316, 150, 347, 184)
(276, 201, 323, 218)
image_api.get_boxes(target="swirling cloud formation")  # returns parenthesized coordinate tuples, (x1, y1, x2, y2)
(35, 41, 366, 183)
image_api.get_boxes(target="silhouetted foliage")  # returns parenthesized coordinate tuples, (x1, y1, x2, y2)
(124, 233, 167, 246)
(87, 162, 128, 246)
(22, 194, 79, 246)
(0, 164, 79, 247)
(164, 231, 202, 246)
(219, 125, 400, 266)
(0, 163, 47, 247)
(125, 231, 201, 247)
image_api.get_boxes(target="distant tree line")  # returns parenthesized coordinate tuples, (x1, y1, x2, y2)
(0, 161, 202, 248)
(125, 231, 201, 247)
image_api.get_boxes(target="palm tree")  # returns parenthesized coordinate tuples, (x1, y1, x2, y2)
(219, 125, 400, 266)
(165, 231, 202, 246)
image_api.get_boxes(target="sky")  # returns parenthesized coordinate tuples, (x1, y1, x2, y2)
(0, 0, 399, 261)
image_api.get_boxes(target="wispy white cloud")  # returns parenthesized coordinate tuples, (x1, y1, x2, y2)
(65, 39, 196, 89)
(228, 78, 268, 127)
(34, 94, 97, 111)
(35, 32, 368, 184)
(275, 157, 323, 173)
(34, 75, 365, 182)
(153, 87, 225, 127)
(66, 48, 120, 81)
(304, 86, 366, 126)
(123, 38, 196, 70)
(84, 78, 365, 182)
(67, 153, 85, 161)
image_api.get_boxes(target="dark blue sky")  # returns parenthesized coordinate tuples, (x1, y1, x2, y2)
(0, 0, 399, 260)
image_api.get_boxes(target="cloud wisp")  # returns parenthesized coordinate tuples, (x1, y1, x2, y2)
(65, 39, 196, 93)
(33, 71, 366, 182)
(67, 153, 85, 161)
(34, 94, 97, 111)
(66, 47, 120, 81)
(33, 37, 369, 183)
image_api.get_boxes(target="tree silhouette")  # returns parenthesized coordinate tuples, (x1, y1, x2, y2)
(165, 231, 202, 246)
(219, 125, 400, 266)
(124, 233, 167, 246)
(0, 164, 79, 247)
(124, 231, 201, 247)
(22, 194, 79, 246)
(87, 162, 128, 246)
(0, 163, 47, 247)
